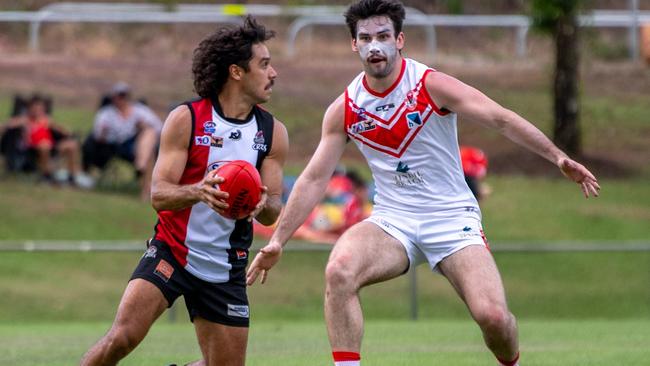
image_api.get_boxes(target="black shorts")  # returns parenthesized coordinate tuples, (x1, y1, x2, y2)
(130, 239, 250, 327)
(82, 134, 137, 171)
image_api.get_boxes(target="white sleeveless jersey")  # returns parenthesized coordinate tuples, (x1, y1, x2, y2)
(343, 58, 480, 216)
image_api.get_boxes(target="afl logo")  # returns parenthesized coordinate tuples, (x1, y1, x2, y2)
(203, 121, 216, 134)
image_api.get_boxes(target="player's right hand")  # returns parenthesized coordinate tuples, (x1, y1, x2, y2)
(246, 241, 283, 286)
(198, 169, 229, 214)
(558, 157, 601, 198)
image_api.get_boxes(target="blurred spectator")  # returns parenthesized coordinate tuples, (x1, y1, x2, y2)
(82, 82, 162, 200)
(0, 94, 92, 187)
(0, 95, 29, 172)
(255, 169, 371, 244)
(460, 145, 490, 201)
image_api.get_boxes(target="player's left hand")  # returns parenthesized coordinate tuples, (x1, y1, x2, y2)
(558, 157, 601, 198)
(246, 241, 282, 286)
(247, 186, 268, 222)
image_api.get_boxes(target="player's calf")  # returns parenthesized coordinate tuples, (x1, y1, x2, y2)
(470, 301, 519, 365)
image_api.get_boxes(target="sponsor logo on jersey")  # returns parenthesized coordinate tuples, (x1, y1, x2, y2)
(229, 129, 242, 140)
(227, 304, 250, 318)
(375, 103, 395, 112)
(236, 249, 247, 260)
(463, 226, 472, 232)
(203, 121, 216, 134)
(143, 245, 157, 259)
(154, 259, 174, 283)
(350, 119, 376, 134)
(195, 135, 211, 146)
(253, 130, 265, 144)
(396, 161, 410, 173)
(406, 112, 422, 129)
(210, 135, 224, 148)
(393, 170, 426, 187)
(252, 130, 267, 152)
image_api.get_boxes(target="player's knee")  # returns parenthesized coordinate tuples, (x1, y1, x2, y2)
(104, 327, 140, 358)
(473, 302, 513, 332)
(325, 255, 357, 291)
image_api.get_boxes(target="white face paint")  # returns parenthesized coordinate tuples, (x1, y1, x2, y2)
(355, 16, 400, 78)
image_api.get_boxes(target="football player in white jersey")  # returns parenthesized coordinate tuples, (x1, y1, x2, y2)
(247, 1, 599, 365)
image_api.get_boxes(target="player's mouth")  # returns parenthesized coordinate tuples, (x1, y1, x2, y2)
(264, 80, 274, 90)
(368, 56, 386, 64)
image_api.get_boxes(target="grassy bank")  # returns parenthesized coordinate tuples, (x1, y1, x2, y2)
(0, 250, 648, 323)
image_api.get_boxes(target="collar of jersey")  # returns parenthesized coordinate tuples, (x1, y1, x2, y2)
(210, 96, 255, 125)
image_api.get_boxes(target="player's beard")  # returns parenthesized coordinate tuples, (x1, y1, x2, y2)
(359, 40, 399, 79)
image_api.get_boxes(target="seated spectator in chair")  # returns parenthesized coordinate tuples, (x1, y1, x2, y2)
(82, 82, 162, 200)
(0, 95, 29, 172)
(1, 94, 90, 187)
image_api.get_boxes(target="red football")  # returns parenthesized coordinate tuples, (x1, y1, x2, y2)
(215, 160, 263, 220)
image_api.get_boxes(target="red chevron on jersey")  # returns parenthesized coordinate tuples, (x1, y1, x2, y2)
(345, 76, 438, 158)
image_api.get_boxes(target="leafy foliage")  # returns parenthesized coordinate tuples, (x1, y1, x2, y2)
(530, 0, 583, 33)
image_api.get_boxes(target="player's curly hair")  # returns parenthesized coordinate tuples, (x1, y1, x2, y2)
(344, 0, 406, 39)
(192, 15, 275, 98)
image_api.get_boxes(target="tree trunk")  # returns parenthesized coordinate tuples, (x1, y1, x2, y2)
(553, 11, 581, 155)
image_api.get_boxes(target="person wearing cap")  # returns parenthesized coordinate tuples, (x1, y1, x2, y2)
(82, 82, 162, 200)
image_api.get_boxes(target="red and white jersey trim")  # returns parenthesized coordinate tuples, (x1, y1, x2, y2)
(344, 58, 480, 214)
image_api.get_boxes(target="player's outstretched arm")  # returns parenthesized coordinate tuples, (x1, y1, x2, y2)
(426, 72, 600, 198)
(150, 105, 229, 212)
(246, 95, 348, 285)
(250, 119, 289, 225)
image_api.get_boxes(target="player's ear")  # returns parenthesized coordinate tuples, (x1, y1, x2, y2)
(229, 64, 243, 81)
(396, 32, 405, 51)
(351, 38, 358, 52)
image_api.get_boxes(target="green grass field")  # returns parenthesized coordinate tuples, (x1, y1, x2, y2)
(1, 174, 649, 241)
(1, 320, 649, 365)
(1, 251, 648, 323)
(2, 68, 649, 365)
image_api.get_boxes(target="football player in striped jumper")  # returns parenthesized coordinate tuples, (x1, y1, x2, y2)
(81, 16, 288, 366)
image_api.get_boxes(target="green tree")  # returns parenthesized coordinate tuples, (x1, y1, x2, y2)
(531, 0, 583, 155)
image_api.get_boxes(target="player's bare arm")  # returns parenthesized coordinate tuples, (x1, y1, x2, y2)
(150, 105, 229, 212)
(426, 72, 600, 198)
(250, 119, 289, 225)
(246, 94, 348, 285)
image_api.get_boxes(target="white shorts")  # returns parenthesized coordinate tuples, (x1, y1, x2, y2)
(365, 208, 490, 273)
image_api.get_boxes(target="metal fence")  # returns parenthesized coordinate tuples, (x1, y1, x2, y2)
(0, 2, 649, 59)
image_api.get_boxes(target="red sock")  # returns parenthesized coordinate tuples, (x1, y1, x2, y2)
(497, 352, 520, 366)
(332, 351, 361, 362)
